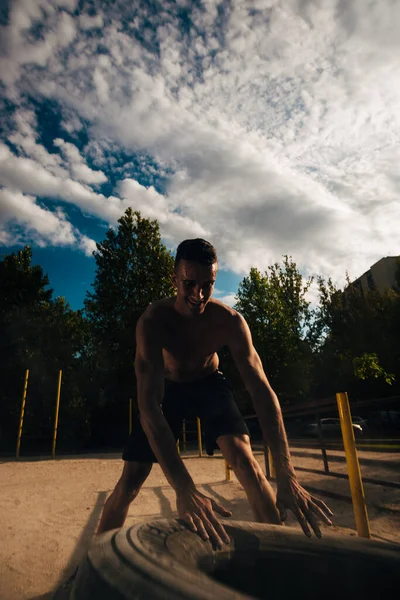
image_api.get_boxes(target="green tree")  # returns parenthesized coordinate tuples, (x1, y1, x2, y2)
(395, 258, 400, 290)
(353, 353, 395, 386)
(0, 248, 88, 452)
(312, 275, 400, 399)
(83, 208, 175, 444)
(0, 246, 53, 311)
(34, 297, 90, 451)
(234, 256, 314, 405)
(0, 248, 52, 445)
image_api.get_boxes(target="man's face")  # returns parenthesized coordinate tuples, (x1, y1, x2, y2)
(173, 260, 218, 316)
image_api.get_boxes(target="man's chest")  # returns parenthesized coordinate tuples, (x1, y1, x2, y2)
(161, 321, 226, 359)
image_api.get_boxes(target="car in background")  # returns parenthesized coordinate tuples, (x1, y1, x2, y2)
(351, 415, 368, 428)
(305, 417, 363, 438)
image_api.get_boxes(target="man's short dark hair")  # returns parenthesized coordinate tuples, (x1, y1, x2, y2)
(174, 239, 218, 271)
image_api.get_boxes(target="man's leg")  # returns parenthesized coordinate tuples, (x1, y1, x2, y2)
(96, 460, 152, 534)
(217, 434, 281, 525)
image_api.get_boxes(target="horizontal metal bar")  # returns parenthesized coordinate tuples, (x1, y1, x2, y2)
(294, 465, 400, 489)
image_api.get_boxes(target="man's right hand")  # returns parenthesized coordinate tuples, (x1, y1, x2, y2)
(176, 487, 232, 549)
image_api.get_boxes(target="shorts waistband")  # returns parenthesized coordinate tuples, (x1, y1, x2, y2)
(165, 369, 223, 385)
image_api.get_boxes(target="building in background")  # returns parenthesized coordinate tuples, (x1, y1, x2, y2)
(351, 256, 400, 295)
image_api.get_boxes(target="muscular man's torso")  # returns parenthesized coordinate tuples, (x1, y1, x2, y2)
(146, 297, 235, 382)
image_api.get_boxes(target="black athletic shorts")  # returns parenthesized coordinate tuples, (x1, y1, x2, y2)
(122, 369, 250, 463)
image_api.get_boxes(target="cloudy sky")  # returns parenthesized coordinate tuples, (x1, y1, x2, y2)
(1, 0, 399, 310)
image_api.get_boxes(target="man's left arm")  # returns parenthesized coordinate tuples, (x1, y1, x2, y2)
(228, 311, 333, 538)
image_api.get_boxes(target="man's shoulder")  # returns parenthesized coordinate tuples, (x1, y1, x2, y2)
(149, 297, 175, 313)
(138, 297, 175, 325)
(207, 298, 241, 323)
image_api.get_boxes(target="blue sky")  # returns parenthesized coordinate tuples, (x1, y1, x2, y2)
(1, 0, 399, 310)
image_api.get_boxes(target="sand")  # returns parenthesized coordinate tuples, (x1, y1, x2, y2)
(0, 448, 399, 600)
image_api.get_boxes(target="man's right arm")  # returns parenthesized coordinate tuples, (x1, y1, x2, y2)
(135, 313, 231, 548)
(135, 313, 195, 492)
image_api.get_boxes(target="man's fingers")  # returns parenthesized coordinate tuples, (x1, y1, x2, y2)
(212, 500, 232, 518)
(177, 492, 231, 547)
(293, 506, 312, 538)
(184, 512, 221, 547)
(304, 509, 322, 538)
(187, 509, 229, 548)
(312, 497, 334, 517)
(297, 498, 323, 537)
(182, 513, 197, 533)
(192, 514, 209, 541)
(210, 501, 231, 544)
(310, 501, 333, 526)
(208, 510, 230, 545)
(201, 515, 226, 549)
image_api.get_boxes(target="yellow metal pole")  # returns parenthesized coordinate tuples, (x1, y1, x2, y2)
(197, 417, 203, 457)
(129, 398, 133, 435)
(176, 439, 180, 455)
(336, 392, 370, 539)
(182, 420, 187, 452)
(52, 370, 63, 459)
(16, 369, 29, 460)
(225, 460, 232, 481)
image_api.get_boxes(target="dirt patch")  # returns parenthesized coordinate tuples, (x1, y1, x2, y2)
(0, 450, 398, 599)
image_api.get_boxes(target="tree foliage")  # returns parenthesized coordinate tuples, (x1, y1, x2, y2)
(234, 256, 314, 404)
(84, 209, 175, 335)
(353, 353, 395, 386)
(312, 275, 400, 398)
(1, 223, 398, 454)
(0, 248, 88, 451)
(83, 208, 175, 443)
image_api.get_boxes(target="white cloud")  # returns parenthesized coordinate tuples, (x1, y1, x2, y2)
(78, 234, 97, 256)
(0, 228, 15, 245)
(117, 178, 208, 242)
(60, 111, 83, 135)
(53, 138, 108, 184)
(0, 144, 207, 251)
(8, 111, 68, 178)
(0, 142, 122, 223)
(0, 7, 77, 89)
(54, 0, 78, 12)
(0, 187, 94, 254)
(79, 13, 104, 31)
(1, 0, 400, 288)
(304, 278, 322, 310)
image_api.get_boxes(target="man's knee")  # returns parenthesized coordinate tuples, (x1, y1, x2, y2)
(117, 461, 152, 499)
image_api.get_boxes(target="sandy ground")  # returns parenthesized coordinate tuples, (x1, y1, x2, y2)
(0, 448, 399, 600)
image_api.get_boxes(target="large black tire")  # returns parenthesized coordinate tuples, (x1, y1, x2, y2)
(60, 519, 400, 600)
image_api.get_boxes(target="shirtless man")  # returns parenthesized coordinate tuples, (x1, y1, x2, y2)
(97, 239, 333, 547)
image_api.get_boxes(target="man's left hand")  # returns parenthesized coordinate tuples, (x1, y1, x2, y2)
(276, 475, 334, 538)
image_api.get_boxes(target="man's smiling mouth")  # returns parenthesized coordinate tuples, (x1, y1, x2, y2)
(187, 299, 203, 306)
